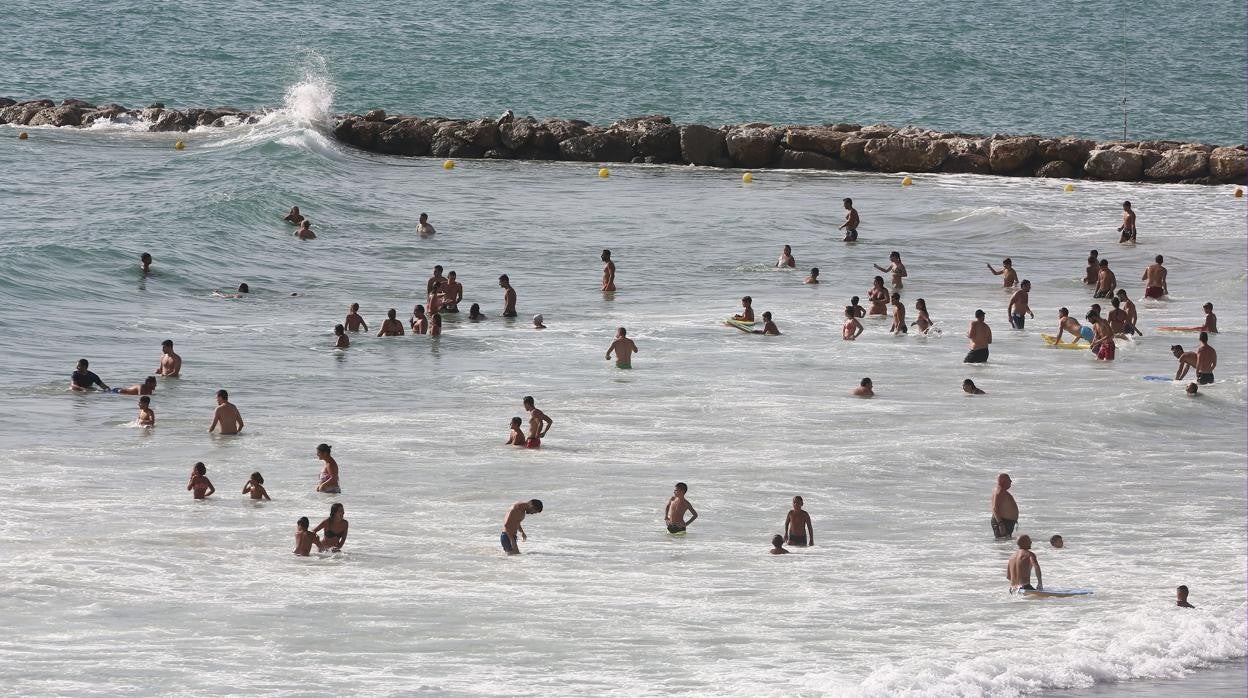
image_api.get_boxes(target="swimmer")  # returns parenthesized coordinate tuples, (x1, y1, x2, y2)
(334, 324, 349, 348)
(506, 417, 526, 446)
(770, 535, 790, 555)
(852, 377, 874, 397)
(208, 389, 244, 434)
(242, 472, 271, 501)
(735, 311, 780, 335)
(187, 462, 215, 499)
(1201, 302, 1218, 333)
(377, 308, 405, 336)
(804, 267, 819, 284)
(117, 376, 157, 396)
(1186, 382, 1199, 396)
(313, 502, 348, 552)
(501, 499, 543, 555)
(315, 443, 340, 494)
(1117, 201, 1137, 243)
(427, 280, 445, 315)
(963, 379, 985, 395)
(1093, 259, 1116, 298)
(426, 266, 446, 296)
(238, 283, 249, 294)
(1007, 535, 1042, 592)
(987, 258, 1018, 288)
(1106, 298, 1129, 336)
(839, 197, 859, 241)
(842, 306, 864, 340)
(155, 339, 182, 377)
(1115, 290, 1142, 336)
(430, 313, 442, 337)
(295, 220, 316, 240)
(777, 244, 796, 269)
(606, 327, 638, 368)
(71, 358, 109, 391)
(410, 305, 428, 334)
(912, 298, 933, 334)
(601, 249, 616, 292)
(137, 396, 155, 426)
(1007, 280, 1033, 329)
(1049, 535, 1064, 549)
(344, 303, 368, 332)
(140, 252, 153, 274)
(1195, 332, 1217, 384)
(293, 517, 324, 556)
(732, 296, 755, 323)
(867, 277, 889, 315)
(964, 309, 992, 363)
(1088, 311, 1116, 361)
(874, 251, 907, 288)
(499, 274, 517, 317)
(417, 212, 436, 236)
(1083, 251, 1099, 286)
(441, 271, 463, 312)
(848, 296, 867, 319)
(1176, 585, 1195, 608)
(1141, 255, 1168, 299)
(468, 303, 486, 321)
(991, 473, 1018, 539)
(664, 482, 698, 534)
(523, 396, 552, 448)
(532, 314, 546, 330)
(890, 292, 907, 335)
(284, 206, 304, 225)
(784, 496, 813, 547)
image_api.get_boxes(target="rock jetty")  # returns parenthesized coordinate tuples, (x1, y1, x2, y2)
(3, 97, 1244, 184)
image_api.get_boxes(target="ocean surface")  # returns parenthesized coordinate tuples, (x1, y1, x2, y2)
(2, 3, 1247, 697)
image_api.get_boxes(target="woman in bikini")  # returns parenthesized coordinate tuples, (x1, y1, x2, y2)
(313, 503, 349, 552)
(315, 443, 340, 494)
(867, 277, 889, 316)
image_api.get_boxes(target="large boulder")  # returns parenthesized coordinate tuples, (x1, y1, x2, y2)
(376, 119, 435, 156)
(940, 153, 992, 174)
(499, 117, 536, 150)
(334, 116, 389, 149)
(863, 135, 949, 172)
(839, 136, 870, 166)
(541, 118, 588, 143)
(28, 105, 83, 127)
(59, 98, 96, 110)
(363, 109, 387, 122)
(941, 136, 989, 156)
(1038, 137, 1096, 165)
(528, 124, 559, 156)
(988, 137, 1039, 173)
(455, 118, 500, 149)
(0, 97, 15, 109)
(777, 149, 845, 170)
(1035, 160, 1076, 178)
(725, 126, 781, 168)
(611, 115, 672, 129)
(626, 123, 681, 162)
(1083, 149, 1144, 181)
(431, 124, 486, 158)
(150, 110, 191, 132)
(781, 128, 846, 157)
(1209, 147, 1248, 183)
(558, 130, 635, 162)
(1143, 150, 1209, 180)
(679, 124, 730, 166)
(0, 101, 52, 125)
(858, 123, 897, 139)
(826, 122, 861, 132)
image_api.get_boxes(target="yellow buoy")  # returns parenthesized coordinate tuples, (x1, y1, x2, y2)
(1063, 183, 1075, 192)
(598, 167, 610, 178)
(1236, 188, 1244, 198)
(174, 140, 185, 150)
(18, 131, 28, 140)
(901, 175, 913, 186)
(443, 159, 455, 170)
(742, 172, 753, 183)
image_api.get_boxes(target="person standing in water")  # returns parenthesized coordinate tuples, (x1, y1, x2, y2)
(991, 473, 1018, 539)
(1171, 344, 1198, 381)
(852, 377, 874, 397)
(499, 274, 518, 317)
(601, 249, 616, 292)
(500, 499, 543, 555)
(777, 245, 796, 268)
(1141, 255, 1168, 299)
(417, 212, 436, 236)
(1007, 535, 1043, 592)
(867, 277, 889, 316)
(770, 535, 790, 554)
(426, 265, 446, 297)
(848, 296, 866, 318)
(293, 517, 324, 556)
(156, 339, 182, 377)
(137, 396, 155, 426)
(295, 220, 316, 240)
(606, 327, 638, 368)
(140, 252, 153, 274)
(71, 359, 109, 391)
(410, 305, 429, 334)
(378, 309, 404, 336)
(315, 443, 340, 493)
(874, 251, 907, 289)
(1094, 259, 1117, 298)
(1117, 201, 1137, 243)
(804, 268, 820, 284)
(890, 292, 907, 335)
(505, 417, 526, 446)
(345, 303, 368, 332)
(784, 496, 814, 547)
(839, 198, 859, 241)
(187, 462, 215, 499)
(1201, 302, 1218, 333)
(1115, 290, 1142, 336)
(842, 306, 864, 340)
(964, 310, 992, 363)
(664, 482, 698, 534)
(313, 503, 348, 552)
(1083, 251, 1100, 286)
(1007, 280, 1033, 329)
(1088, 311, 1116, 361)
(962, 379, 986, 395)
(1176, 585, 1195, 608)
(208, 389, 244, 434)
(987, 258, 1018, 288)
(912, 298, 933, 334)
(442, 271, 463, 312)
(523, 396, 552, 448)
(334, 324, 349, 348)
(1195, 332, 1217, 384)
(242, 472, 271, 501)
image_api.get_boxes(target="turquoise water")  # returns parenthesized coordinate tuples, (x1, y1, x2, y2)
(5, 1, 1246, 143)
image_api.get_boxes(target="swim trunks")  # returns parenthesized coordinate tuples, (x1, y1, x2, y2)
(666, 524, 686, 534)
(1079, 325, 1095, 342)
(319, 486, 341, 494)
(525, 436, 541, 449)
(1123, 323, 1137, 335)
(1092, 289, 1112, 299)
(615, 361, 631, 369)
(500, 531, 514, 553)
(1197, 372, 1214, 384)
(1097, 342, 1115, 360)
(843, 230, 858, 242)
(787, 534, 807, 547)
(991, 517, 1017, 539)
(1145, 286, 1164, 299)
(964, 348, 989, 363)
(1009, 313, 1025, 329)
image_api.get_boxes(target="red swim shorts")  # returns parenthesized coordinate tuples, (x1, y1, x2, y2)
(525, 436, 541, 449)
(1097, 342, 1116, 360)
(1145, 286, 1164, 299)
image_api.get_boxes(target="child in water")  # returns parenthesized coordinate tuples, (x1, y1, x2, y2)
(769, 535, 789, 555)
(242, 472, 271, 501)
(138, 396, 155, 426)
(506, 417, 526, 446)
(842, 306, 864, 340)
(188, 462, 215, 499)
(293, 517, 324, 556)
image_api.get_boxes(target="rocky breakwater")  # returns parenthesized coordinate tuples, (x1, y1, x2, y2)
(333, 110, 1247, 185)
(0, 97, 260, 131)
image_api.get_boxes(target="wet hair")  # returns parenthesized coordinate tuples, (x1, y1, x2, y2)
(329, 503, 344, 519)
(873, 275, 884, 285)
(783, 244, 792, 252)
(810, 267, 819, 275)
(772, 534, 784, 547)
(761, 311, 772, 321)
(1059, 307, 1069, 316)
(419, 212, 428, 220)
(499, 274, 509, 283)
(1020, 279, 1030, 287)
(350, 302, 360, 311)
(523, 395, 535, 406)
(469, 303, 481, 315)
(161, 339, 173, 347)
(528, 498, 544, 512)
(139, 396, 151, 405)
(1116, 289, 1127, 298)
(387, 308, 397, 319)
(144, 375, 156, 384)
(216, 389, 229, 400)
(297, 516, 310, 530)
(237, 283, 249, 293)
(844, 305, 854, 318)
(890, 292, 900, 302)
(860, 377, 872, 386)
(334, 324, 345, 334)
(447, 270, 456, 278)
(414, 304, 425, 315)
(317, 443, 331, 454)
(300, 219, 310, 227)
(793, 495, 803, 505)
(1099, 259, 1109, 267)
(916, 298, 927, 310)
(1203, 302, 1213, 310)
(843, 198, 853, 206)
(1090, 249, 1098, 257)
(1177, 585, 1189, 594)
(433, 265, 443, 273)
(77, 358, 89, 368)
(601, 249, 611, 259)
(1186, 383, 1199, 394)
(510, 417, 522, 427)
(1050, 534, 1063, 547)
(193, 462, 206, 475)
(1122, 201, 1131, 208)
(1155, 255, 1163, 264)
(1110, 298, 1120, 308)
(742, 296, 752, 304)
(617, 327, 627, 336)
(141, 252, 152, 261)
(889, 250, 900, 259)
(1003, 258, 1012, 265)
(974, 309, 985, 319)
(674, 482, 688, 493)
(250, 471, 263, 484)
(963, 379, 975, 387)
(850, 296, 860, 304)
(1170, 344, 1184, 352)
(431, 313, 442, 325)
(1199, 331, 1209, 343)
